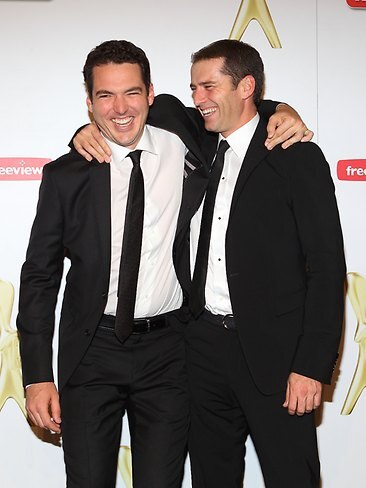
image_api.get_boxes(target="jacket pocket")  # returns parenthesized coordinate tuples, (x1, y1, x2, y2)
(275, 288, 306, 316)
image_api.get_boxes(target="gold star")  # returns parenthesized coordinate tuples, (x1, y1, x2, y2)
(229, 0, 282, 48)
(0, 279, 26, 416)
(118, 445, 132, 487)
(341, 272, 366, 415)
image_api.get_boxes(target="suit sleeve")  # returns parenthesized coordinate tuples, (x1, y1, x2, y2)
(282, 143, 346, 383)
(257, 99, 280, 119)
(148, 94, 204, 135)
(17, 164, 65, 386)
(68, 124, 89, 151)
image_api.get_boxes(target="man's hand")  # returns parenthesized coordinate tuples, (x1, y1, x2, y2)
(283, 372, 322, 416)
(265, 103, 313, 150)
(73, 122, 112, 163)
(26, 382, 62, 433)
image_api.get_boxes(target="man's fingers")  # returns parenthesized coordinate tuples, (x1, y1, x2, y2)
(27, 404, 51, 430)
(266, 122, 313, 150)
(27, 405, 61, 433)
(300, 129, 314, 142)
(265, 124, 302, 149)
(73, 143, 93, 162)
(73, 123, 112, 163)
(85, 139, 111, 163)
(284, 373, 323, 416)
(74, 140, 108, 163)
(281, 127, 313, 149)
(313, 388, 322, 410)
(50, 397, 62, 425)
(27, 410, 39, 428)
(286, 395, 298, 416)
(25, 382, 61, 433)
(266, 117, 279, 139)
(266, 127, 296, 149)
(284, 384, 299, 416)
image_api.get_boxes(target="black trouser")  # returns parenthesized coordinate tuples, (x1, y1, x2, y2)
(185, 312, 320, 488)
(60, 313, 189, 488)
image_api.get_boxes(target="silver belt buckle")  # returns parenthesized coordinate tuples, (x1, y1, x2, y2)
(146, 318, 151, 333)
(222, 314, 234, 329)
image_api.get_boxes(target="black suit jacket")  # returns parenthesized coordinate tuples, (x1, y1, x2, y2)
(16, 94, 291, 393)
(16, 94, 205, 391)
(174, 116, 345, 395)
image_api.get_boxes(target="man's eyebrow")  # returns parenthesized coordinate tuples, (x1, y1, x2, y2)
(125, 86, 143, 93)
(95, 89, 113, 96)
(190, 80, 216, 89)
(94, 87, 144, 96)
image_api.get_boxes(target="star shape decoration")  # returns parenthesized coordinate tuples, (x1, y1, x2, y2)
(0, 279, 26, 416)
(229, 0, 282, 48)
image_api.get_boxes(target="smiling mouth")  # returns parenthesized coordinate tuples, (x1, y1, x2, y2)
(200, 107, 217, 117)
(112, 116, 134, 127)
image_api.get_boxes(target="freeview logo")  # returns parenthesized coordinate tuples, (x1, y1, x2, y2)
(337, 160, 366, 181)
(347, 0, 366, 8)
(0, 158, 50, 181)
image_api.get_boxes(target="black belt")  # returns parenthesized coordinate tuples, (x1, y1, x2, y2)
(202, 309, 237, 330)
(99, 313, 169, 334)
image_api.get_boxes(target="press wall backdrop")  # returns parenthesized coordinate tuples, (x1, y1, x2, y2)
(0, 1, 365, 486)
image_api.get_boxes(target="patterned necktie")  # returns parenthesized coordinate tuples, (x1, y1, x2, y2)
(190, 140, 230, 317)
(115, 150, 144, 342)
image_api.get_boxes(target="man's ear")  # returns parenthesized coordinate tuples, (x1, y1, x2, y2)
(239, 75, 255, 101)
(86, 95, 93, 114)
(148, 83, 155, 106)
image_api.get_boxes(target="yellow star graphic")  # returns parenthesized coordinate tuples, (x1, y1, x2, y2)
(229, 0, 282, 48)
(341, 272, 366, 415)
(118, 445, 132, 487)
(0, 279, 26, 416)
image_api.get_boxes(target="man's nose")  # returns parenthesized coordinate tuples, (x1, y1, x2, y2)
(113, 95, 127, 114)
(193, 88, 206, 107)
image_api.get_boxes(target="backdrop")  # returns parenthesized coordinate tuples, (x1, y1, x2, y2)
(0, 0, 365, 486)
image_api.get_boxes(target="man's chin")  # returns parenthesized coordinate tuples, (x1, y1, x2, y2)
(203, 121, 217, 133)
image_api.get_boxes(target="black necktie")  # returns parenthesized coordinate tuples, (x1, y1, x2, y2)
(190, 140, 230, 317)
(115, 150, 144, 342)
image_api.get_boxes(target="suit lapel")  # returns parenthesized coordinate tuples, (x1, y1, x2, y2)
(89, 160, 111, 282)
(148, 94, 207, 165)
(230, 118, 269, 216)
(176, 130, 219, 235)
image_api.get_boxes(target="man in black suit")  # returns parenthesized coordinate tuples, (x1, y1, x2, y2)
(179, 40, 345, 487)
(17, 40, 203, 488)
(18, 39, 313, 488)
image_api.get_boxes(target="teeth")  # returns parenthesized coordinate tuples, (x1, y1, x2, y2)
(112, 117, 133, 126)
(201, 107, 217, 116)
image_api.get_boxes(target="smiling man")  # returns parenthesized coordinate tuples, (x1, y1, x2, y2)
(85, 62, 154, 147)
(17, 40, 193, 488)
(17, 38, 317, 488)
(182, 39, 346, 488)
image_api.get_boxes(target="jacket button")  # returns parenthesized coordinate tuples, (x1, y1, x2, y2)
(84, 329, 91, 336)
(101, 292, 107, 298)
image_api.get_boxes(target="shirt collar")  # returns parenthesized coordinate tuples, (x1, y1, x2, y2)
(218, 112, 260, 161)
(103, 124, 158, 164)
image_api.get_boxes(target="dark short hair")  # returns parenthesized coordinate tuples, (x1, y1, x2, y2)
(191, 39, 264, 106)
(83, 40, 151, 98)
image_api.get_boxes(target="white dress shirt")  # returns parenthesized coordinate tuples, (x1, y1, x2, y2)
(104, 125, 185, 318)
(190, 113, 259, 315)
